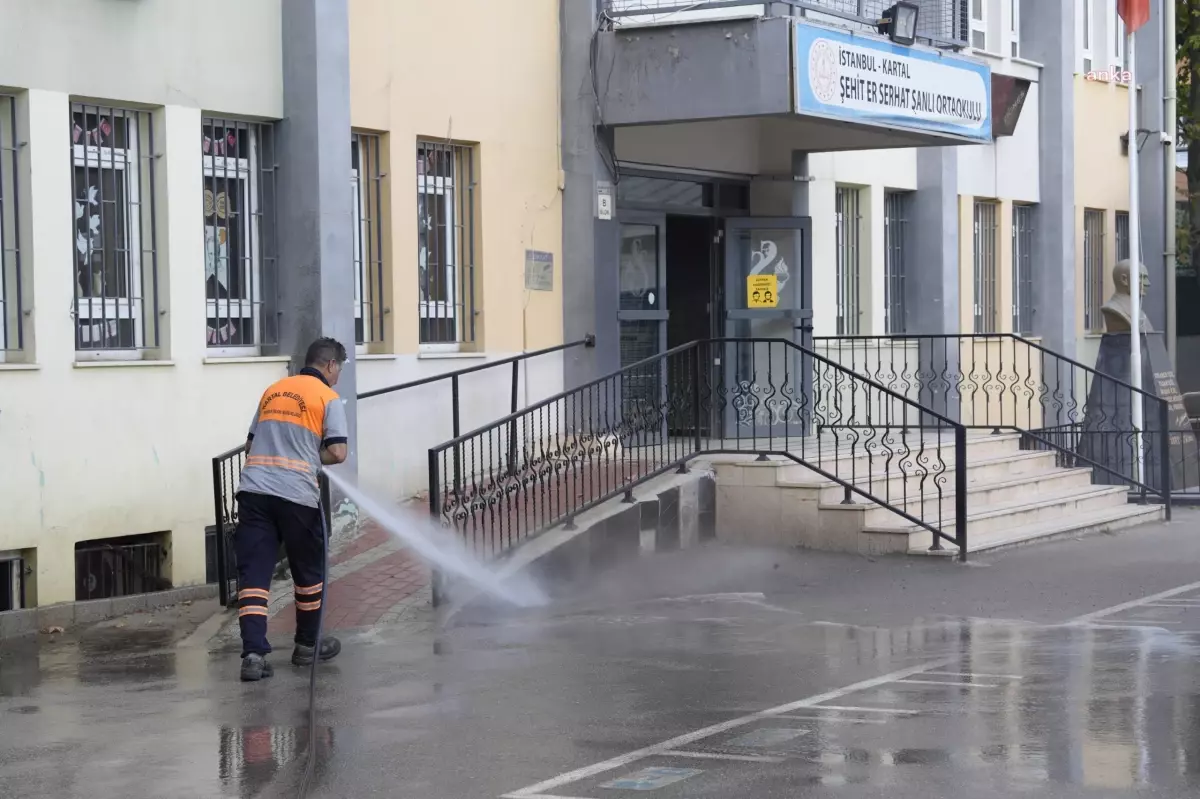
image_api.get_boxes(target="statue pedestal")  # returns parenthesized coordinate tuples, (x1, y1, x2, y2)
(1078, 333, 1200, 491)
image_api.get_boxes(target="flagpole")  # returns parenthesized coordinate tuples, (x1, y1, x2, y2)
(1126, 28, 1144, 486)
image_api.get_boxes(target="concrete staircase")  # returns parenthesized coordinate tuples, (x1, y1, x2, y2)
(712, 432, 1164, 556)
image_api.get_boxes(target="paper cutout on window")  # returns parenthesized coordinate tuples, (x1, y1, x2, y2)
(76, 185, 103, 296)
(207, 322, 237, 344)
(72, 118, 112, 146)
(202, 131, 239, 157)
(206, 225, 230, 290)
(78, 319, 119, 344)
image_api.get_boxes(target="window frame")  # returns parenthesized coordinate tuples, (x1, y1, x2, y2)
(1080, 0, 1094, 73)
(1008, 0, 1020, 58)
(972, 199, 1000, 334)
(970, 0, 988, 51)
(417, 140, 476, 350)
(352, 132, 386, 351)
(71, 105, 155, 361)
(883, 190, 909, 335)
(1011, 203, 1036, 335)
(1110, 0, 1126, 73)
(834, 185, 862, 336)
(202, 127, 262, 357)
(0, 94, 22, 360)
(1083, 208, 1106, 333)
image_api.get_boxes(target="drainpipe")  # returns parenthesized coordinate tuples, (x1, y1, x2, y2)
(1164, 0, 1178, 365)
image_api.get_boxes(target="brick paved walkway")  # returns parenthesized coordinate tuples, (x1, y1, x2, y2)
(217, 519, 432, 644)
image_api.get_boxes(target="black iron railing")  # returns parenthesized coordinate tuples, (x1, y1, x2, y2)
(814, 335, 1175, 514)
(210, 336, 596, 607)
(212, 443, 248, 607)
(429, 338, 968, 561)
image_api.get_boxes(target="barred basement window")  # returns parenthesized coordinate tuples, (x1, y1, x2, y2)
(1115, 210, 1130, 261)
(0, 553, 24, 612)
(71, 104, 159, 357)
(74, 533, 170, 601)
(1012, 204, 1035, 335)
(835, 186, 862, 336)
(1083, 208, 1105, 332)
(202, 118, 278, 352)
(973, 200, 999, 334)
(353, 133, 385, 347)
(883, 191, 910, 335)
(0, 95, 22, 356)
(417, 140, 476, 347)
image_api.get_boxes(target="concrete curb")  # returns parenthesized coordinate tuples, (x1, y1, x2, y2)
(442, 464, 716, 627)
(0, 584, 219, 640)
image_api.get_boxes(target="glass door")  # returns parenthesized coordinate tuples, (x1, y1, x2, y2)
(721, 217, 812, 441)
(617, 211, 669, 448)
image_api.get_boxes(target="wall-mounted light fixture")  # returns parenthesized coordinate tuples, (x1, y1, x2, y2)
(877, 2, 920, 46)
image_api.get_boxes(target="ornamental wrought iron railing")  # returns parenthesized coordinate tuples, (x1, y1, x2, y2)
(429, 337, 968, 561)
(814, 334, 1176, 512)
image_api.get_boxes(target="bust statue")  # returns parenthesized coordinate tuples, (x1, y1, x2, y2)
(1100, 259, 1153, 334)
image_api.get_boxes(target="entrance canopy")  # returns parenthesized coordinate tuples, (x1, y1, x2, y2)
(596, 16, 994, 150)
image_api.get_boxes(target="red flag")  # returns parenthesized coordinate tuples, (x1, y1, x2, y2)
(1118, 0, 1151, 33)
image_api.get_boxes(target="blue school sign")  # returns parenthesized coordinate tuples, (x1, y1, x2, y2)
(795, 21, 992, 141)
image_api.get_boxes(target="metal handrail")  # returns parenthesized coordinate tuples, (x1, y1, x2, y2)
(817, 333, 1164, 402)
(814, 333, 1174, 515)
(429, 337, 969, 561)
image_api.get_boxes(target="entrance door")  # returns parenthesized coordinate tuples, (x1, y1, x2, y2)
(617, 211, 669, 447)
(721, 217, 812, 441)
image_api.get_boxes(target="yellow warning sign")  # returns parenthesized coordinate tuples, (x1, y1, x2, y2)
(746, 274, 778, 308)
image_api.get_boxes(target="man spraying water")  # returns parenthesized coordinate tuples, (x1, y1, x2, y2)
(234, 337, 349, 682)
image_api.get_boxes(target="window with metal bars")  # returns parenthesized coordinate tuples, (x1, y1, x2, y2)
(74, 533, 169, 601)
(972, 200, 999, 333)
(353, 133, 386, 347)
(1115, 210, 1130, 261)
(71, 104, 160, 357)
(1083, 208, 1106, 332)
(883, 191, 909, 334)
(0, 554, 24, 612)
(1012, 204, 1035, 335)
(417, 140, 477, 347)
(0, 95, 22, 357)
(835, 186, 862, 336)
(202, 117, 278, 352)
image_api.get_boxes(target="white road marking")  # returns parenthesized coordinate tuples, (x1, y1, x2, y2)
(1072, 580, 1200, 623)
(1084, 620, 1183, 626)
(922, 671, 1023, 680)
(892, 678, 1001, 688)
(1141, 602, 1200, 608)
(663, 750, 786, 763)
(810, 705, 921, 715)
(774, 714, 888, 725)
(499, 656, 953, 798)
(502, 580, 1200, 798)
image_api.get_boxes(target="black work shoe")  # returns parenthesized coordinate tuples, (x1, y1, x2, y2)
(240, 654, 274, 682)
(291, 636, 342, 666)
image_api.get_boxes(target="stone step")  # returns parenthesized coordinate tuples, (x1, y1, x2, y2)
(771, 432, 1025, 483)
(910, 502, 1165, 555)
(860, 484, 1130, 546)
(778, 449, 1064, 504)
(822, 467, 1097, 529)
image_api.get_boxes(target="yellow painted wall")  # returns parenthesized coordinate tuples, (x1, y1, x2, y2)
(349, 0, 563, 356)
(1074, 76, 1131, 365)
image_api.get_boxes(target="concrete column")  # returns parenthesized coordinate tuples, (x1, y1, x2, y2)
(909, 147, 959, 335)
(277, 0, 357, 463)
(562, 0, 611, 387)
(1134, 4, 1168, 342)
(1021, 0, 1075, 359)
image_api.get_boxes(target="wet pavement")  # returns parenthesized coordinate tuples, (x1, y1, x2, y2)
(5, 512, 1200, 798)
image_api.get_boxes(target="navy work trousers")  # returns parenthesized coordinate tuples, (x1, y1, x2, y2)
(235, 491, 326, 658)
